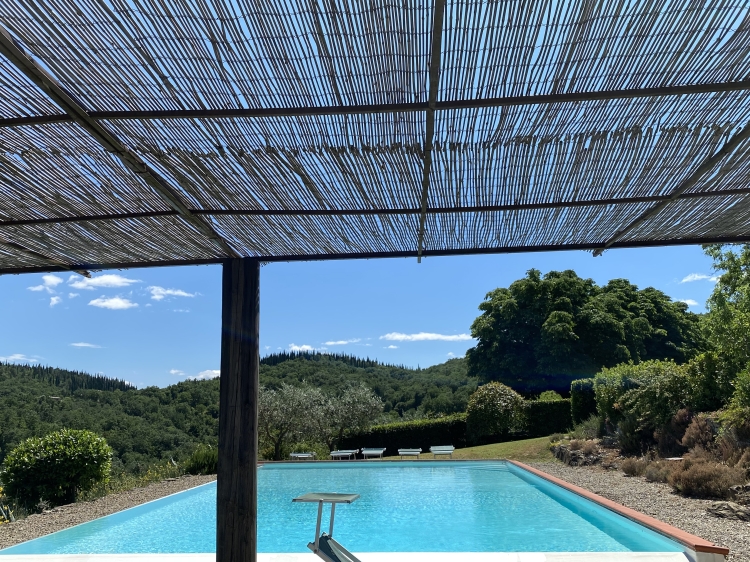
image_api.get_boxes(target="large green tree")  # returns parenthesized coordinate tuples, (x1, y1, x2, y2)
(703, 243, 750, 373)
(466, 269, 704, 392)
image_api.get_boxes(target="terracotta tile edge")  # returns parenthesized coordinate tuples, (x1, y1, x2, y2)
(508, 460, 729, 556)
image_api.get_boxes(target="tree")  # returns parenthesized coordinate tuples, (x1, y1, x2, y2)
(312, 383, 383, 451)
(258, 384, 324, 461)
(2, 428, 112, 508)
(467, 269, 704, 392)
(466, 382, 524, 440)
(704, 244, 750, 374)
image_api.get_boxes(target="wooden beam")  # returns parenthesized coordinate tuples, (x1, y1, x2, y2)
(4, 79, 750, 127)
(417, 0, 447, 262)
(3, 185, 750, 228)
(593, 123, 750, 256)
(8, 233, 750, 276)
(0, 24, 239, 259)
(217, 258, 260, 562)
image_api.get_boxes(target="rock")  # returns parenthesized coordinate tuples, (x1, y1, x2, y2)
(707, 501, 750, 521)
(551, 444, 603, 467)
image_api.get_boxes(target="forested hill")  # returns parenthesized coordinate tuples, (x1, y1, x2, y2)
(0, 354, 477, 471)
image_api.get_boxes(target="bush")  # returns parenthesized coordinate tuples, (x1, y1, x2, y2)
(681, 414, 715, 450)
(720, 367, 750, 436)
(620, 457, 647, 476)
(668, 458, 746, 498)
(644, 461, 674, 483)
(2, 429, 112, 508)
(581, 440, 597, 455)
(339, 413, 467, 455)
(523, 399, 572, 438)
(686, 352, 734, 412)
(570, 414, 601, 440)
(654, 408, 692, 457)
(570, 378, 597, 425)
(183, 444, 218, 475)
(537, 390, 563, 401)
(466, 382, 524, 441)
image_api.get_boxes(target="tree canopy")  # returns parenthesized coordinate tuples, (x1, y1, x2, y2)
(466, 269, 704, 393)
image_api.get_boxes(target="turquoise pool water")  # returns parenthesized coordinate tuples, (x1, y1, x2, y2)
(0, 461, 683, 554)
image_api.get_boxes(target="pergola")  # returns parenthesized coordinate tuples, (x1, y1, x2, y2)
(2, 1, 750, 560)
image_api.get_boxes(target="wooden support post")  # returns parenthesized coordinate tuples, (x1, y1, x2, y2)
(217, 258, 260, 562)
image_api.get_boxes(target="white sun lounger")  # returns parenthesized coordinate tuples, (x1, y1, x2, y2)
(330, 449, 358, 460)
(290, 452, 317, 460)
(361, 447, 386, 459)
(397, 448, 422, 459)
(430, 445, 455, 458)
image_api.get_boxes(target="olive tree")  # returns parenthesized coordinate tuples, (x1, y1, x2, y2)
(258, 384, 325, 460)
(310, 383, 383, 451)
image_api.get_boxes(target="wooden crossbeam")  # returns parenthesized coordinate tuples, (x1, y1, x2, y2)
(416, 0, 447, 262)
(3, 80, 750, 127)
(0, 25, 239, 259)
(3, 187, 750, 229)
(5, 234, 750, 276)
(593, 124, 750, 256)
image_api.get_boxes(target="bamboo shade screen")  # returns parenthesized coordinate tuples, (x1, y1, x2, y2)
(1, 0, 750, 273)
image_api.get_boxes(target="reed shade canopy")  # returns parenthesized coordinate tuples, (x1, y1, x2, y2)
(2, 1, 750, 274)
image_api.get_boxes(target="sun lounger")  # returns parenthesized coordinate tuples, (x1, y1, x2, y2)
(290, 452, 316, 460)
(360, 447, 386, 459)
(330, 449, 358, 460)
(397, 448, 422, 459)
(430, 445, 455, 458)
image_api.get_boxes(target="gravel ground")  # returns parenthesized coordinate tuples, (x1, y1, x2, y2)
(0, 474, 216, 550)
(529, 462, 750, 561)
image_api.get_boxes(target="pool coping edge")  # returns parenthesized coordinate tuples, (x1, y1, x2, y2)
(509, 460, 729, 556)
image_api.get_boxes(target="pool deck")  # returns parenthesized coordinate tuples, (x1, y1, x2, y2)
(0, 553, 699, 562)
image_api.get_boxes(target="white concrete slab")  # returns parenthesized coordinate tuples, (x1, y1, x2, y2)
(0, 552, 692, 562)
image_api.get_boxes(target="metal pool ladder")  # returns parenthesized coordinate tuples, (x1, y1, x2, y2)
(292, 492, 361, 562)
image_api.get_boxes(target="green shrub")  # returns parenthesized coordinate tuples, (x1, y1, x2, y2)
(620, 361, 690, 431)
(2, 429, 112, 508)
(339, 413, 467, 454)
(183, 444, 218, 475)
(570, 378, 597, 425)
(537, 390, 563, 401)
(720, 367, 750, 435)
(686, 352, 735, 412)
(570, 414, 601, 440)
(523, 399, 572, 438)
(668, 458, 745, 498)
(643, 461, 673, 483)
(466, 383, 524, 441)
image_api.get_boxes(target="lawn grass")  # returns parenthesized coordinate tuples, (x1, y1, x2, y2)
(451, 436, 553, 462)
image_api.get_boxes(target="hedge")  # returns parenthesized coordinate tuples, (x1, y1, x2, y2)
(524, 399, 572, 437)
(339, 413, 467, 456)
(570, 379, 597, 424)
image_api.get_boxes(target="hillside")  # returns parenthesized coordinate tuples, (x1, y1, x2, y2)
(0, 354, 477, 470)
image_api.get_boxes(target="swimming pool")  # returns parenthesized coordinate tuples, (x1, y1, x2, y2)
(0, 461, 693, 555)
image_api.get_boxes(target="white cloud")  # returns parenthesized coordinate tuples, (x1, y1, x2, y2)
(680, 299, 699, 307)
(190, 369, 220, 380)
(324, 338, 361, 346)
(384, 345, 398, 349)
(447, 352, 455, 357)
(70, 342, 101, 348)
(148, 286, 197, 301)
(289, 343, 316, 352)
(89, 296, 138, 310)
(380, 332, 474, 342)
(173, 309, 190, 313)
(28, 274, 64, 293)
(0, 353, 38, 363)
(680, 273, 719, 283)
(69, 273, 140, 290)
(49, 296, 62, 307)
(68, 293, 79, 299)
(170, 369, 185, 376)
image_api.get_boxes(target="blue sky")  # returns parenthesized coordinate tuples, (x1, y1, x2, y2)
(0, 245, 720, 387)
